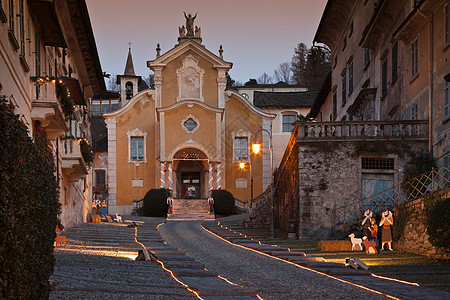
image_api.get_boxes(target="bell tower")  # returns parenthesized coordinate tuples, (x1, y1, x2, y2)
(117, 45, 140, 106)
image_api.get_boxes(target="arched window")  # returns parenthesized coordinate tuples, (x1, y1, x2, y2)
(125, 82, 133, 100)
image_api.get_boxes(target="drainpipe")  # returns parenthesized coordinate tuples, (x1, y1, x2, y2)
(418, 8, 433, 155)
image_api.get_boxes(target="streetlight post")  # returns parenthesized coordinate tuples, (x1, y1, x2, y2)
(239, 156, 253, 210)
(252, 128, 274, 238)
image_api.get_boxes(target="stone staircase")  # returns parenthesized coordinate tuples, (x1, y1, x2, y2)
(167, 198, 215, 220)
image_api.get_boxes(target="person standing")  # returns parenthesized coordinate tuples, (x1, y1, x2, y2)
(379, 209, 394, 251)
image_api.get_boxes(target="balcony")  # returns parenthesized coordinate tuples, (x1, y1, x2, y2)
(60, 139, 88, 182)
(31, 80, 68, 139)
(298, 120, 429, 142)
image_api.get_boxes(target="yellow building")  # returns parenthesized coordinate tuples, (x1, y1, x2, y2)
(103, 19, 275, 214)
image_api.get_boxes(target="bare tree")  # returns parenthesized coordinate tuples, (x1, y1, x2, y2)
(273, 62, 292, 84)
(106, 73, 120, 92)
(257, 72, 273, 84)
(291, 43, 308, 85)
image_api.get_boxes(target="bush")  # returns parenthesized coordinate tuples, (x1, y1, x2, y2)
(0, 98, 60, 299)
(141, 188, 170, 217)
(212, 189, 235, 215)
(426, 197, 450, 255)
(401, 151, 436, 196)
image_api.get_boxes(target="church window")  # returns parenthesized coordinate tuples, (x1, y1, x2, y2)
(184, 118, 197, 132)
(234, 137, 248, 160)
(364, 48, 370, 70)
(282, 114, 296, 132)
(130, 137, 144, 160)
(125, 81, 133, 100)
(92, 100, 101, 115)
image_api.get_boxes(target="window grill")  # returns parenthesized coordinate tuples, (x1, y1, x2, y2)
(362, 157, 395, 170)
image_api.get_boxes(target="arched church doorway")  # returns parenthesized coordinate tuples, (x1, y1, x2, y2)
(172, 147, 208, 199)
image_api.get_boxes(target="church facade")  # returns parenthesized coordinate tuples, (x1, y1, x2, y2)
(103, 19, 275, 214)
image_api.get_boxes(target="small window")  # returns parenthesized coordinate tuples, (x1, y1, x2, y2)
(392, 41, 398, 80)
(130, 137, 144, 160)
(349, 21, 354, 37)
(381, 58, 388, 96)
(92, 100, 101, 116)
(111, 100, 119, 111)
(234, 137, 248, 160)
(411, 104, 418, 120)
(364, 48, 370, 69)
(242, 93, 249, 100)
(444, 81, 449, 120)
(411, 38, 419, 78)
(95, 170, 106, 187)
(125, 81, 133, 100)
(348, 61, 353, 94)
(332, 92, 337, 120)
(184, 118, 197, 132)
(362, 157, 395, 170)
(342, 37, 347, 51)
(341, 72, 347, 105)
(282, 114, 296, 132)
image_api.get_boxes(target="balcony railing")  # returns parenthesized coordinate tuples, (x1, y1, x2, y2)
(60, 139, 88, 182)
(298, 120, 429, 142)
(31, 81, 68, 138)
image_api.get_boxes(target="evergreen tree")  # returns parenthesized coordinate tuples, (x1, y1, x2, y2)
(291, 43, 308, 85)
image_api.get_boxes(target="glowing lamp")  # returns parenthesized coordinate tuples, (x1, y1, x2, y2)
(239, 162, 245, 169)
(252, 143, 261, 154)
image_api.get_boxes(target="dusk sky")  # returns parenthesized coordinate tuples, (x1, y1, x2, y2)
(86, 0, 327, 85)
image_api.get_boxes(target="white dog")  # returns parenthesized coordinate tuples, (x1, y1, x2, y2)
(115, 213, 124, 222)
(349, 233, 363, 251)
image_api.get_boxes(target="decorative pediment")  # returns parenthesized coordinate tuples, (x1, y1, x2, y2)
(126, 128, 148, 137)
(176, 54, 204, 102)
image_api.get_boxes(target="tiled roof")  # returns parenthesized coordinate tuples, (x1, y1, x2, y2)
(254, 91, 318, 108)
(235, 81, 306, 89)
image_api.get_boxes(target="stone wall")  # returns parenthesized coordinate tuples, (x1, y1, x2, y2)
(395, 191, 450, 259)
(293, 140, 427, 240)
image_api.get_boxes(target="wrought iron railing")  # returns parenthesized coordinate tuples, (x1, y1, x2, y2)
(298, 120, 429, 141)
(332, 163, 449, 226)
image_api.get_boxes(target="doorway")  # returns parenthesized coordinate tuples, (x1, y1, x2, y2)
(181, 172, 201, 199)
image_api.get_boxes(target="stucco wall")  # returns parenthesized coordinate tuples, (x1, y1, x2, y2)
(224, 95, 265, 201)
(115, 95, 157, 210)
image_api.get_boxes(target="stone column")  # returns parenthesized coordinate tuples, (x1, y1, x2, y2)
(217, 69, 227, 109)
(107, 118, 117, 214)
(168, 162, 173, 191)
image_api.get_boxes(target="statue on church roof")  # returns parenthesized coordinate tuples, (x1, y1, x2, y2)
(179, 25, 185, 37)
(195, 26, 201, 37)
(184, 12, 197, 36)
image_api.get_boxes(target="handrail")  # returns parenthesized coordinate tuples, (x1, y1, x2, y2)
(298, 120, 428, 141)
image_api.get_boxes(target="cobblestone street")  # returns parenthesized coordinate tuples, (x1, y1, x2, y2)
(159, 220, 387, 300)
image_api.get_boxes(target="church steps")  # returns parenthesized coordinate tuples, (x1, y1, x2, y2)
(168, 198, 214, 220)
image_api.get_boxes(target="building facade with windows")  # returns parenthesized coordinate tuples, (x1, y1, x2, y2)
(0, 0, 105, 228)
(312, 0, 449, 165)
(103, 23, 275, 214)
(263, 0, 450, 239)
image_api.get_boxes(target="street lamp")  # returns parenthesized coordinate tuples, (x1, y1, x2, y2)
(252, 128, 274, 238)
(239, 157, 253, 209)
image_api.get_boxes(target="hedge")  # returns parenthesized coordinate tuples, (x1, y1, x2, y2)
(0, 97, 60, 298)
(426, 197, 450, 255)
(212, 189, 235, 215)
(141, 188, 170, 217)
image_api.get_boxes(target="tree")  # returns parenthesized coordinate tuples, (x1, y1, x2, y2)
(257, 72, 273, 84)
(244, 78, 258, 86)
(291, 43, 308, 85)
(304, 45, 331, 90)
(106, 73, 120, 92)
(273, 62, 292, 84)
(226, 72, 235, 89)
